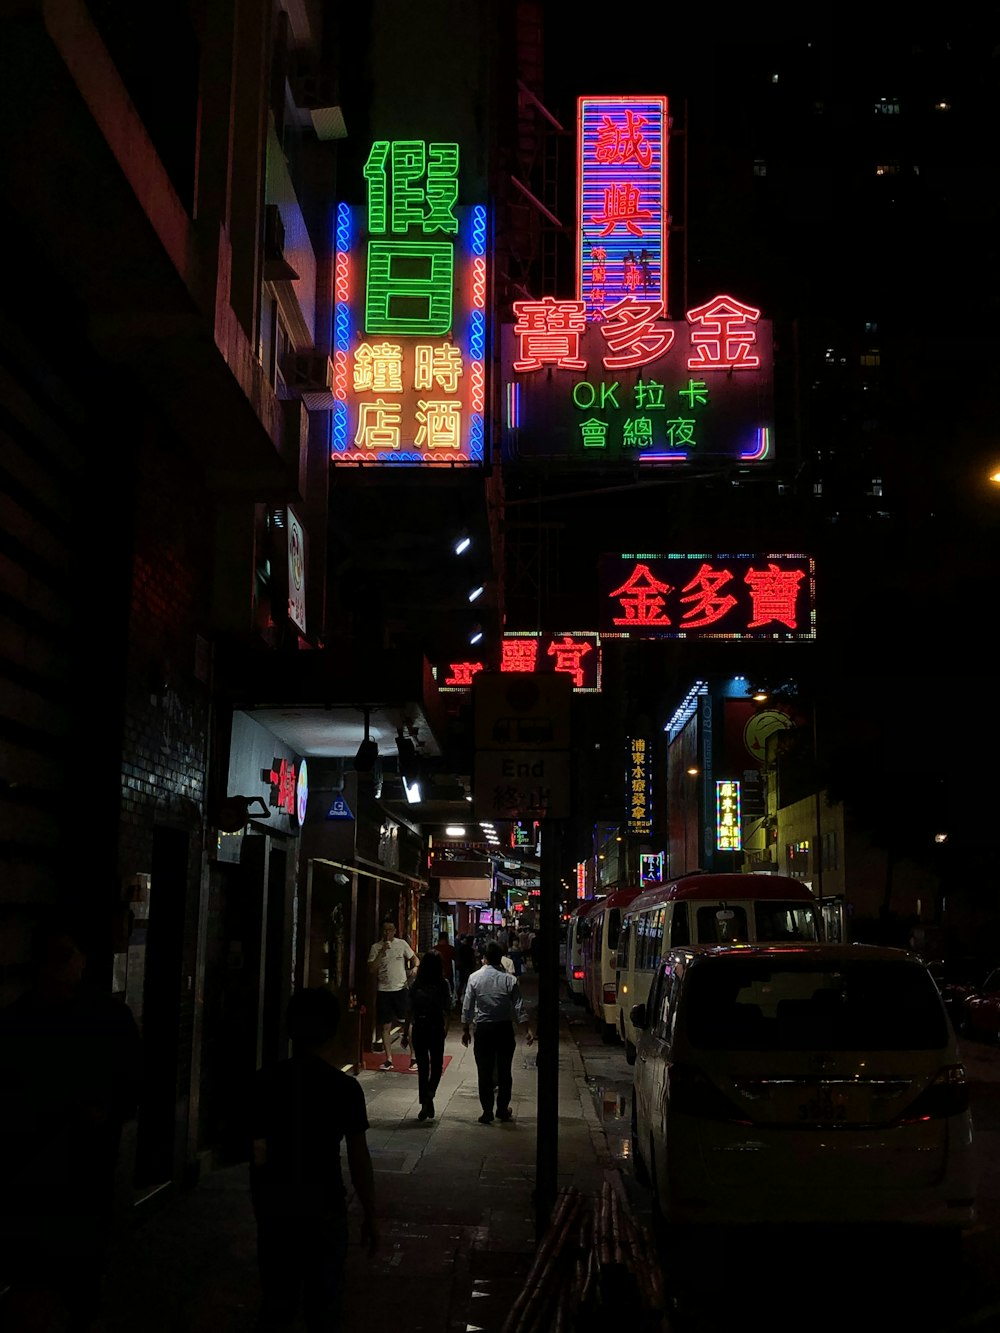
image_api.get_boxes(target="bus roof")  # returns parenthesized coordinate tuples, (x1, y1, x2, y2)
(580, 885, 643, 917)
(625, 872, 815, 916)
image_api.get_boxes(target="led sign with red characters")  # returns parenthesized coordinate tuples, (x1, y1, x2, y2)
(598, 554, 816, 641)
(502, 294, 773, 465)
(263, 758, 300, 817)
(578, 96, 668, 321)
(435, 631, 602, 694)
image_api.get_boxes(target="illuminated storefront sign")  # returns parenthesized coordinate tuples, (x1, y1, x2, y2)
(332, 140, 487, 465)
(716, 780, 742, 852)
(502, 294, 773, 465)
(578, 96, 668, 321)
(627, 736, 652, 837)
(640, 851, 664, 883)
(435, 631, 602, 693)
(263, 756, 306, 821)
(599, 553, 815, 641)
(576, 862, 587, 898)
(287, 507, 306, 635)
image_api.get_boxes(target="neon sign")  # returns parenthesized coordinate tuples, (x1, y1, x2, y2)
(332, 140, 487, 465)
(716, 780, 742, 852)
(503, 294, 772, 464)
(578, 97, 668, 321)
(599, 554, 816, 641)
(627, 735, 652, 837)
(435, 631, 602, 694)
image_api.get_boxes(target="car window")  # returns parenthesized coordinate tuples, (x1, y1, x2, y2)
(653, 964, 678, 1042)
(682, 959, 949, 1051)
(984, 970, 1000, 993)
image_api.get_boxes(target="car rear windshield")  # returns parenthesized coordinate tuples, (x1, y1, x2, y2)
(683, 958, 949, 1051)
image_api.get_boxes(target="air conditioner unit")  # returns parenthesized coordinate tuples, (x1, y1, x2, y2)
(284, 352, 335, 411)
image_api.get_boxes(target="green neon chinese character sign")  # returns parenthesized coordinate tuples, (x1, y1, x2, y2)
(363, 140, 460, 335)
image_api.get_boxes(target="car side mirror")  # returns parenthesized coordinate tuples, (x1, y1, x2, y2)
(630, 1002, 647, 1030)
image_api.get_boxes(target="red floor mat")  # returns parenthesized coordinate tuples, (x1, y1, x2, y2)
(360, 1052, 452, 1074)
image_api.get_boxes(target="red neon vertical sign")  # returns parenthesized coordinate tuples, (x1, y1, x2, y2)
(577, 96, 668, 322)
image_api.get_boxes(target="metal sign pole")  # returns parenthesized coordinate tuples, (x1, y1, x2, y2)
(534, 817, 561, 1236)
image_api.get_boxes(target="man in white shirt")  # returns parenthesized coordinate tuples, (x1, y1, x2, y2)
(367, 919, 416, 1070)
(461, 942, 533, 1123)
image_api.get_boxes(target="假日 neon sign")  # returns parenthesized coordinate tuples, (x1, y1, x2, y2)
(332, 140, 486, 465)
(578, 97, 668, 321)
(598, 554, 816, 641)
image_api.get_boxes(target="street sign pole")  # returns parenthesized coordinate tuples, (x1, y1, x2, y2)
(535, 817, 561, 1237)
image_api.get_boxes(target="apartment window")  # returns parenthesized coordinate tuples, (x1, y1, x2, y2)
(875, 162, 901, 176)
(860, 350, 881, 367)
(753, 159, 767, 177)
(875, 99, 900, 115)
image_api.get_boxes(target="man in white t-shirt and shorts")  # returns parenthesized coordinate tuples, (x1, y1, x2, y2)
(367, 919, 417, 1070)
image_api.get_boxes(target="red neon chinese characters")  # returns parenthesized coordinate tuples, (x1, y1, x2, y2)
(608, 563, 673, 626)
(501, 639, 539, 672)
(267, 758, 297, 814)
(594, 110, 653, 168)
(744, 564, 804, 628)
(546, 636, 593, 687)
(511, 297, 588, 372)
(598, 296, 675, 370)
(593, 182, 653, 238)
(686, 294, 761, 370)
(445, 661, 484, 686)
(678, 563, 737, 629)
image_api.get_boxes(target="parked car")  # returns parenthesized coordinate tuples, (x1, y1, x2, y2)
(960, 967, 1000, 1043)
(927, 957, 991, 1029)
(630, 943, 977, 1233)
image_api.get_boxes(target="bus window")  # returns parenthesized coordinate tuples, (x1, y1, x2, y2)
(754, 902, 818, 942)
(607, 909, 623, 951)
(670, 903, 691, 947)
(695, 905, 749, 943)
(617, 919, 631, 971)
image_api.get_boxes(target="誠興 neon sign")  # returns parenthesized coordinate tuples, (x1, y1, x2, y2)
(502, 293, 774, 464)
(577, 96, 668, 320)
(598, 553, 816, 641)
(332, 140, 487, 466)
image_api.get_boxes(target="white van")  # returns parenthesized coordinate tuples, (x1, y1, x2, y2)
(630, 943, 976, 1232)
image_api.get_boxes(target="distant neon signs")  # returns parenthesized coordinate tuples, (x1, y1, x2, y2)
(627, 736, 652, 836)
(332, 140, 486, 465)
(578, 97, 668, 320)
(599, 554, 816, 640)
(502, 295, 773, 464)
(435, 632, 602, 694)
(716, 780, 742, 852)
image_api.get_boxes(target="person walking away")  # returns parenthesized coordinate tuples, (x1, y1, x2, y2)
(433, 930, 457, 1005)
(251, 987, 378, 1332)
(461, 942, 534, 1124)
(0, 912, 142, 1333)
(367, 919, 416, 1070)
(408, 952, 451, 1120)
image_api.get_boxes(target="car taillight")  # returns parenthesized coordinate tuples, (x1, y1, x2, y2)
(895, 1065, 969, 1124)
(573, 968, 585, 981)
(603, 982, 617, 1005)
(668, 1063, 752, 1124)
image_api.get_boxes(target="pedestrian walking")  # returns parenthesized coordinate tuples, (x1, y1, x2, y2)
(367, 919, 416, 1070)
(456, 934, 477, 1002)
(251, 987, 378, 1332)
(408, 952, 451, 1120)
(461, 942, 534, 1124)
(0, 911, 142, 1333)
(433, 930, 457, 1004)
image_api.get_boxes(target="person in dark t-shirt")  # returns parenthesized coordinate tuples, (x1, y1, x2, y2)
(251, 987, 378, 1332)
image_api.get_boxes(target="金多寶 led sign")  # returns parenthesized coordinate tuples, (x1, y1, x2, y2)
(716, 780, 742, 852)
(578, 97, 668, 321)
(332, 140, 487, 466)
(599, 553, 816, 640)
(435, 631, 602, 694)
(502, 294, 774, 465)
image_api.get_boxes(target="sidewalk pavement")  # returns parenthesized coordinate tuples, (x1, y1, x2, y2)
(94, 971, 621, 1333)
